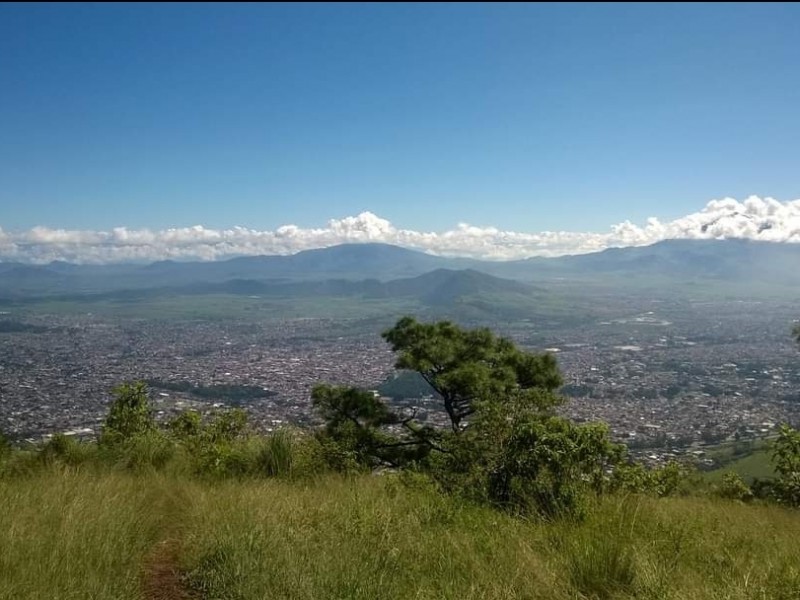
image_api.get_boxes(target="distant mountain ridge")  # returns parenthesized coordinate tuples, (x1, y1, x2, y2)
(543, 238, 800, 283)
(1, 239, 799, 298)
(40, 268, 538, 308)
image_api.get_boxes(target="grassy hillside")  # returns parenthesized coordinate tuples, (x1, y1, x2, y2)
(0, 468, 171, 599)
(704, 449, 775, 483)
(2, 465, 799, 600)
(701, 438, 777, 484)
(5, 267, 569, 323)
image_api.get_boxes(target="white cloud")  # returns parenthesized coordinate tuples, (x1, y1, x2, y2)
(3, 195, 800, 264)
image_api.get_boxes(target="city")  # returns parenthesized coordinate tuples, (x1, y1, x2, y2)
(2, 291, 798, 468)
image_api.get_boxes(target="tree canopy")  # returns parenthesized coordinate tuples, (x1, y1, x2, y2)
(381, 316, 563, 432)
(100, 381, 155, 445)
(771, 424, 800, 507)
(312, 317, 626, 517)
(311, 384, 433, 468)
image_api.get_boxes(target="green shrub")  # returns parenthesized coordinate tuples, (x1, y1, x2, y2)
(0, 449, 40, 477)
(311, 384, 420, 469)
(313, 318, 629, 520)
(771, 424, 800, 507)
(100, 381, 155, 446)
(205, 409, 249, 443)
(433, 408, 625, 519)
(716, 472, 754, 502)
(177, 409, 260, 478)
(311, 431, 368, 474)
(195, 437, 257, 478)
(610, 460, 692, 497)
(167, 409, 203, 441)
(105, 429, 175, 472)
(39, 434, 96, 467)
(287, 432, 335, 477)
(650, 461, 692, 497)
(0, 431, 10, 459)
(256, 429, 294, 478)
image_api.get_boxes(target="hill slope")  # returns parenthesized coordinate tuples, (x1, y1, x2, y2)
(3, 467, 800, 600)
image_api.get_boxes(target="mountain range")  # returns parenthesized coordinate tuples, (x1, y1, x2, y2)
(1, 239, 798, 302)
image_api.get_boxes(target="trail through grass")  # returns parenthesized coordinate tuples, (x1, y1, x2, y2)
(2, 468, 800, 599)
(0, 468, 173, 599)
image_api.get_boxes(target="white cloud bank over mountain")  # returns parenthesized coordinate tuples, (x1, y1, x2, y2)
(2, 195, 799, 264)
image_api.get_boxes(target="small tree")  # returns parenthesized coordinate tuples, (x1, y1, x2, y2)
(100, 381, 155, 445)
(488, 417, 624, 517)
(770, 324, 800, 505)
(717, 472, 753, 502)
(433, 389, 625, 517)
(315, 317, 626, 518)
(168, 409, 203, 440)
(311, 384, 433, 468)
(771, 424, 800, 507)
(168, 408, 257, 476)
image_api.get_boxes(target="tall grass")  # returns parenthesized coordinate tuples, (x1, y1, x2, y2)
(256, 428, 295, 477)
(552, 494, 800, 599)
(179, 480, 800, 600)
(0, 467, 187, 600)
(2, 452, 799, 599)
(180, 475, 563, 600)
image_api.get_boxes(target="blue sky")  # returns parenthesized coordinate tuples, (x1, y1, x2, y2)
(2, 2, 799, 238)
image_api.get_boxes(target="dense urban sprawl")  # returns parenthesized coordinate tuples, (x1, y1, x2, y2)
(1, 295, 798, 467)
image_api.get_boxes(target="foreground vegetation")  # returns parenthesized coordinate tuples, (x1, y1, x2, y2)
(2, 317, 799, 598)
(1, 464, 799, 600)
(3, 395, 799, 599)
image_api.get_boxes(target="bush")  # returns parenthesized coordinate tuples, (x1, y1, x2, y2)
(771, 424, 800, 507)
(198, 437, 267, 478)
(716, 472, 753, 502)
(168, 409, 203, 440)
(39, 434, 96, 467)
(205, 409, 249, 443)
(0, 431, 11, 468)
(104, 429, 175, 472)
(167, 408, 258, 477)
(609, 462, 652, 494)
(311, 318, 629, 520)
(310, 431, 366, 474)
(256, 430, 294, 478)
(486, 416, 623, 518)
(430, 402, 625, 519)
(310, 384, 419, 469)
(100, 381, 155, 446)
(288, 432, 336, 477)
(610, 461, 692, 497)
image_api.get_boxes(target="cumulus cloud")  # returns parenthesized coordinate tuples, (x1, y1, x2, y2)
(2, 195, 800, 264)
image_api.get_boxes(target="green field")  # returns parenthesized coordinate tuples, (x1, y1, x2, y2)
(14, 294, 422, 321)
(704, 449, 776, 484)
(696, 437, 776, 484)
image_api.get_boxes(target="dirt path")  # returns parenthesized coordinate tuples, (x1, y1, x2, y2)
(142, 537, 194, 600)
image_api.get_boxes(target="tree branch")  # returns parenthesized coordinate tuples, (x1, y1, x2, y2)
(400, 420, 450, 453)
